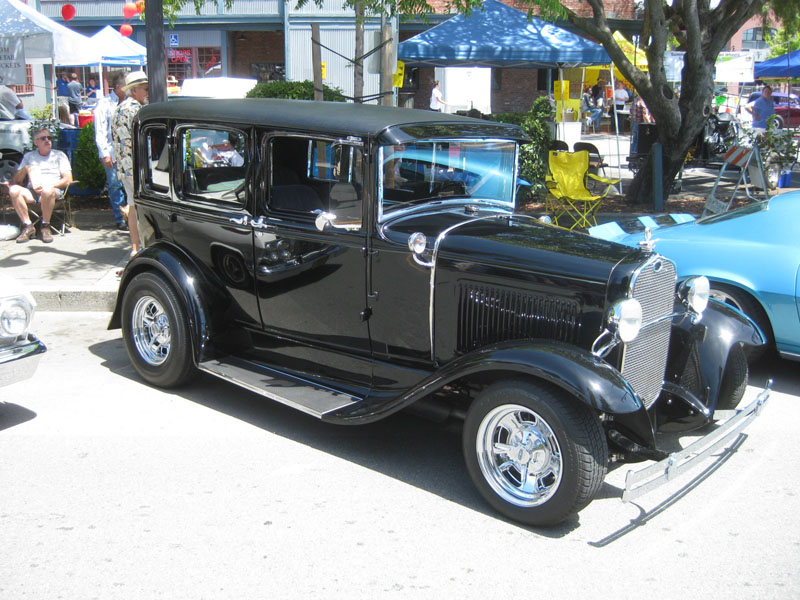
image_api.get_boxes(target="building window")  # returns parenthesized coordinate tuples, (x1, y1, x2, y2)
(491, 68, 502, 91)
(167, 47, 193, 83)
(402, 67, 419, 90)
(741, 27, 776, 50)
(197, 47, 221, 77)
(250, 62, 286, 83)
(10, 65, 34, 95)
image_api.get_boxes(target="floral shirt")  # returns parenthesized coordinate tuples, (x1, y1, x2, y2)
(111, 96, 143, 179)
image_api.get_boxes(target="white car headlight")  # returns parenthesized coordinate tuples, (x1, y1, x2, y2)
(609, 298, 643, 343)
(681, 276, 710, 314)
(0, 297, 34, 337)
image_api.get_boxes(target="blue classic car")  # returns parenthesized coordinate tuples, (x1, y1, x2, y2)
(590, 193, 800, 361)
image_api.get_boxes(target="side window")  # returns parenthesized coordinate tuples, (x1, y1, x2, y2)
(142, 126, 169, 195)
(180, 127, 248, 205)
(268, 136, 363, 229)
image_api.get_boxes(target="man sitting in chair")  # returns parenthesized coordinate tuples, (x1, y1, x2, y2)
(7, 127, 73, 244)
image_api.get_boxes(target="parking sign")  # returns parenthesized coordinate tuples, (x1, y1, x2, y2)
(169, 34, 179, 47)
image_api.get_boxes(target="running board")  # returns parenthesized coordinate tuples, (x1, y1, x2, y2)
(198, 356, 361, 418)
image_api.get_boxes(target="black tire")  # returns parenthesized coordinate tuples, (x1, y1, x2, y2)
(717, 344, 748, 411)
(709, 283, 772, 361)
(121, 272, 195, 388)
(773, 115, 785, 129)
(463, 379, 608, 526)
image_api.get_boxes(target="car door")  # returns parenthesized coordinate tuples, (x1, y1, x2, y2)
(249, 133, 372, 393)
(171, 124, 262, 329)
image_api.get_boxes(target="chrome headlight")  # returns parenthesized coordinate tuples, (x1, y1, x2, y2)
(0, 297, 34, 337)
(680, 276, 710, 314)
(609, 298, 643, 343)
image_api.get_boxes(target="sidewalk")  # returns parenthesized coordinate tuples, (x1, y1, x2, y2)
(0, 210, 129, 311)
(2, 134, 796, 312)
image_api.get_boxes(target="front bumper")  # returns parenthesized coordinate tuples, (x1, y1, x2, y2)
(0, 334, 47, 388)
(623, 380, 771, 502)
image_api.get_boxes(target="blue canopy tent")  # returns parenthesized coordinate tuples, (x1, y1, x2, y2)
(398, 0, 610, 69)
(754, 49, 800, 79)
(398, 1, 624, 186)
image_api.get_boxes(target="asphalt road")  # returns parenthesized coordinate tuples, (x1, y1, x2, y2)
(1, 312, 798, 600)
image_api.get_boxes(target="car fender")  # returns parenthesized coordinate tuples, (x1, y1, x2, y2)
(667, 298, 766, 409)
(337, 340, 656, 446)
(108, 242, 232, 363)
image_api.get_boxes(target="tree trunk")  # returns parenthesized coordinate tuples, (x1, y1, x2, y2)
(354, 2, 364, 104)
(145, 0, 166, 104)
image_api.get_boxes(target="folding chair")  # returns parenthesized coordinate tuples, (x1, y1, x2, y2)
(549, 139, 570, 152)
(573, 142, 609, 178)
(28, 180, 76, 236)
(547, 151, 620, 230)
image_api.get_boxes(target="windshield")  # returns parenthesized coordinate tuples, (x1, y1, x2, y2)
(379, 140, 518, 219)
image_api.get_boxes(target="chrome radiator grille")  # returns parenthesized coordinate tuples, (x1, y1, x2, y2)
(621, 257, 677, 408)
(457, 284, 580, 353)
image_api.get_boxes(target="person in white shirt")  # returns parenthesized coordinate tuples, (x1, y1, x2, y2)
(6, 128, 72, 243)
(430, 80, 449, 112)
(0, 84, 32, 120)
(93, 73, 128, 230)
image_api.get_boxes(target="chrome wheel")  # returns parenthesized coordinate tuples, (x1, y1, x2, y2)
(475, 404, 563, 507)
(131, 295, 171, 366)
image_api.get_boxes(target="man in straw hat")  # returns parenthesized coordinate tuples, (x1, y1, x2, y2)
(111, 70, 148, 257)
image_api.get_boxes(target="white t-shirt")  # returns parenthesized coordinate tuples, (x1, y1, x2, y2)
(430, 87, 444, 110)
(19, 149, 72, 189)
(614, 87, 630, 107)
(0, 85, 21, 112)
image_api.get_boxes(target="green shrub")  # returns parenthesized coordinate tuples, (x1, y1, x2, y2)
(246, 80, 346, 102)
(29, 104, 53, 121)
(489, 97, 554, 199)
(73, 122, 106, 190)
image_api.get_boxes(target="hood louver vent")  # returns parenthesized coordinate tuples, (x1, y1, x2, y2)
(457, 283, 580, 353)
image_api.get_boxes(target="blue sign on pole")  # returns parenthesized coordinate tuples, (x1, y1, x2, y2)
(169, 34, 179, 47)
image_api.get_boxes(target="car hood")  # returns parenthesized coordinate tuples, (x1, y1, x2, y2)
(614, 193, 796, 249)
(383, 207, 640, 283)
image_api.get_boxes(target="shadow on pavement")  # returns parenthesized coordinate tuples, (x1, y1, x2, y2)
(88, 336, 582, 537)
(0, 401, 37, 432)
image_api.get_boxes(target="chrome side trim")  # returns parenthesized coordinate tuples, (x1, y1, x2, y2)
(778, 350, 800, 361)
(198, 356, 360, 418)
(429, 215, 500, 362)
(622, 380, 772, 503)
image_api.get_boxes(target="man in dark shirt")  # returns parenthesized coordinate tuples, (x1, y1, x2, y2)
(591, 78, 605, 108)
(66, 73, 83, 126)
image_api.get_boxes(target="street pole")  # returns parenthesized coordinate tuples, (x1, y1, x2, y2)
(145, 0, 167, 104)
(311, 24, 323, 101)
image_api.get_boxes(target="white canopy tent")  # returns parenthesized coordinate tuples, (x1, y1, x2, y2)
(89, 25, 147, 66)
(1, 0, 98, 66)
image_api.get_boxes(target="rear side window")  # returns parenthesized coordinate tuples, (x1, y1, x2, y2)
(142, 125, 169, 196)
(179, 127, 249, 206)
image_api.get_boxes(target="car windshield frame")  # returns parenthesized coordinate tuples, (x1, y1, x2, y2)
(377, 138, 520, 223)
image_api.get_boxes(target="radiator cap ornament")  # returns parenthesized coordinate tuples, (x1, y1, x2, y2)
(638, 227, 656, 253)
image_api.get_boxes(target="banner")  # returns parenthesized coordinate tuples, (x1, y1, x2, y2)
(0, 37, 27, 86)
(715, 52, 755, 83)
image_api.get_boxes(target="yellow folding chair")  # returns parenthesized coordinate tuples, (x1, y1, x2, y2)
(547, 151, 620, 230)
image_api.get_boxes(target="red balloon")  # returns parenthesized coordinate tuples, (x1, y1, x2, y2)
(61, 4, 76, 21)
(122, 2, 138, 19)
(120, 24, 133, 37)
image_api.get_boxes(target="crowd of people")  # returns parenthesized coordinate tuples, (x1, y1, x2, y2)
(3, 69, 148, 257)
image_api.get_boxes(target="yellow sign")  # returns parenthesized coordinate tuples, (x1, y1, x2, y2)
(392, 60, 405, 88)
(321, 62, 326, 79)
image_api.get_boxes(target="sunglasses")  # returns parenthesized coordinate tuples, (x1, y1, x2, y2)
(36, 136, 52, 141)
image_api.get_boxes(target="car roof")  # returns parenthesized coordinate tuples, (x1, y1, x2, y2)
(138, 98, 529, 145)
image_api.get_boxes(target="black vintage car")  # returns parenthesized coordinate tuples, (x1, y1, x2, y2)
(109, 99, 769, 526)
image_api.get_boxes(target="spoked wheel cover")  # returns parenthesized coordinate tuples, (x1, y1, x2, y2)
(475, 404, 563, 507)
(131, 295, 172, 366)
